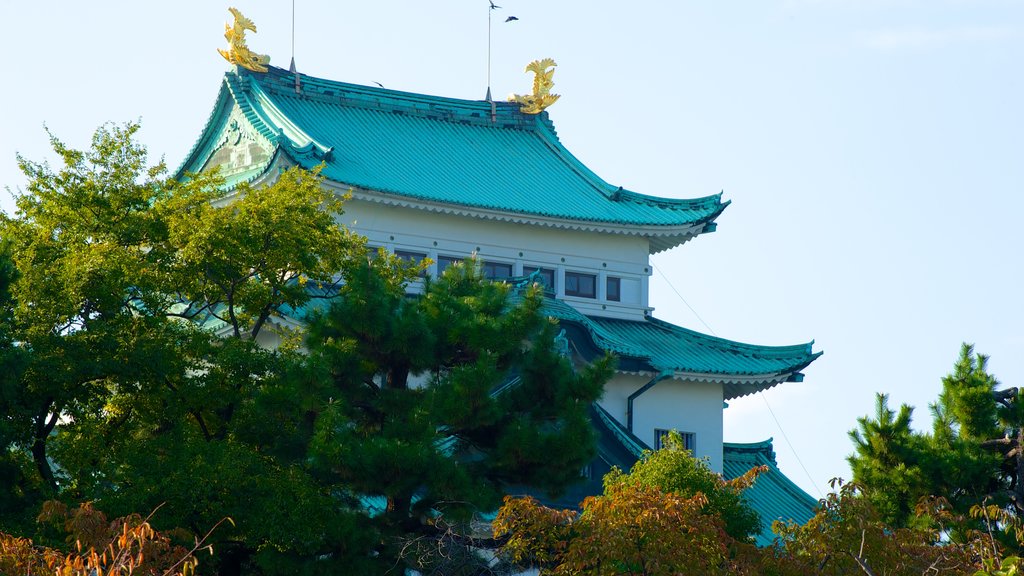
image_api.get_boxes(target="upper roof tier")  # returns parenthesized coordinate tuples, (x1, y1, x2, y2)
(178, 65, 729, 253)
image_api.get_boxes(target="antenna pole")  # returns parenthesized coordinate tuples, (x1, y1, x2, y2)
(487, 2, 492, 100)
(289, 0, 301, 92)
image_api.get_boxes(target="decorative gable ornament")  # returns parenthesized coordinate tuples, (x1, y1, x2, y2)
(509, 58, 561, 114)
(218, 7, 270, 73)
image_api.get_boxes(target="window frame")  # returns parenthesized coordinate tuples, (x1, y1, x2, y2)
(522, 266, 556, 291)
(606, 276, 621, 302)
(655, 429, 696, 452)
(482, 260, 513, 280)
(564, 271, 597, 298)
(436, 255, 462, 275)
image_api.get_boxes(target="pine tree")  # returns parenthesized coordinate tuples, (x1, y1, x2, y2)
(848, 344, 1022, 545)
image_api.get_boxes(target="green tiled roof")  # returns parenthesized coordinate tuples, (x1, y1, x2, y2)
(178, 66, 727, 252)
(533, 295, 821, 397)
(723, 440, 819, 546)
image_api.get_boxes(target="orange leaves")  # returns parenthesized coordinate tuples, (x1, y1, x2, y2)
(3, 502, 199, 576)
(495, 483, 731, 575)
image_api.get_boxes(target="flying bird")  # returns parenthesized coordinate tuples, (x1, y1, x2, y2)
(505, 16, 519, 22)
(489, 1, 501, 9)
(372, 81, 384, 88)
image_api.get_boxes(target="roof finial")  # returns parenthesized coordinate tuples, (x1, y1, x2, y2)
(218, 7, 270, 73)
(509, 58, 561, 114)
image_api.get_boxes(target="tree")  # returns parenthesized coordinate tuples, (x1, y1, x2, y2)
(493, 431, 765, 575)
(848, 344, 1021, 545)
(1, 122, 612, 574)
(302, 255, 612, 574)
(0, 243, 34, 533)
(767, 480, 981, 576)
(606, 430, 763, 542)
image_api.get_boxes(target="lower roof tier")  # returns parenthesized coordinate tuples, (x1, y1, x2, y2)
(536, 294, 822, 399)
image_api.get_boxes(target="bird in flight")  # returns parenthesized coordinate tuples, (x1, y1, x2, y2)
(505, 16, 519, 22)
(489, 1, 501, 9)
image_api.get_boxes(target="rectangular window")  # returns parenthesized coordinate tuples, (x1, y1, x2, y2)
(522, 266, 555, 290)
(436, 255, 462, 275)
(394, 250, 427, 263)
(394, 250, 427, 277)
(482, 261, 513, 280)
(606, 276, 621, 302)
(655, 429, 695, 452)
(565, 271, 597, 298)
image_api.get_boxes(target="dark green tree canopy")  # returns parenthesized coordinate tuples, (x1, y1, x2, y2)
(0, 122, 612, 575)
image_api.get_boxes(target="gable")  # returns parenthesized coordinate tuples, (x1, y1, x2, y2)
(198, 105, 275, 184)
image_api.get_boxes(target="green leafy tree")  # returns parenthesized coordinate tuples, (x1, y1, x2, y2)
(605, 430, 763, 542)
(768, 480, 981, 576)
(494, 431, 765, 575)
(1, 122, 612, 574)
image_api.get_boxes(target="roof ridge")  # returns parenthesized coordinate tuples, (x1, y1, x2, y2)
(246, 64, 538, 130)
(640, 316, 817, 357)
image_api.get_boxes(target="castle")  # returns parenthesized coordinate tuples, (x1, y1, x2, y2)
(176, 56, 821, 544)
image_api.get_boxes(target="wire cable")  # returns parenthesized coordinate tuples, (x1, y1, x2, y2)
(651, 263, 717, 336)
(652, 261, 824, 498)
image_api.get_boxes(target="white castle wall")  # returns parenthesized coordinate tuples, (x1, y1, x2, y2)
(599, 374, 725, 473)
(338, 198, 652, 320)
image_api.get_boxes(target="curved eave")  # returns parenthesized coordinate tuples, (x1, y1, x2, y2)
(327, 181, 718, 250)
(174, 79, 235, 179)
(538, 298, 822, 391)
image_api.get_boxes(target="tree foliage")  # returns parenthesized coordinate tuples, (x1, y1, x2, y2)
(848, 344, 1021, 545)
(0, 122, 611, 574)
(494, 431, 765, 574)
(605, 430, 763, 542)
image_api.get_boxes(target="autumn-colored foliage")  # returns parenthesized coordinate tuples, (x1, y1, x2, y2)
(0, 502, 207, 576)
(496, 483, 732, 575)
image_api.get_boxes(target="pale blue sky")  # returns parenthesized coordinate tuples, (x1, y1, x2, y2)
(1, 1, 1021, 498)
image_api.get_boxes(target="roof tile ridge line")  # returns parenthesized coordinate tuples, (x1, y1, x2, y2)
(592, 402, 651, 457)
(245, 77, 334, 158)
(531, 116, 716, 207)
(223, 71, 283, 146)
(615, 188, 728, 210)
(644, 315, 819, 356)
(532, 115, 625, 198)
(723, 438, 777, 457)
(173, 77, 235, 180)
(735, 445, 820, 507)
(538, 297, 650, 359)
(257, 64, 497, 116)
(554, 308, 652, 360)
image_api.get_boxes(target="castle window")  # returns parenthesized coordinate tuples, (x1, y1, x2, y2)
(394, 250, 427, 276)
(565, 271, 596, 298)
(655, 429, 695, 452)
(394, 250, 426, 262)
(482, 261, 513, 279)
(606, 276, 621, 302)
(436, 255, 462, 275)
(522, 266, 555, 290)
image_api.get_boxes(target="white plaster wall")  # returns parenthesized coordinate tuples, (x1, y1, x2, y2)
(337, 198, 653, 320)
(599, 374, 724, 473)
